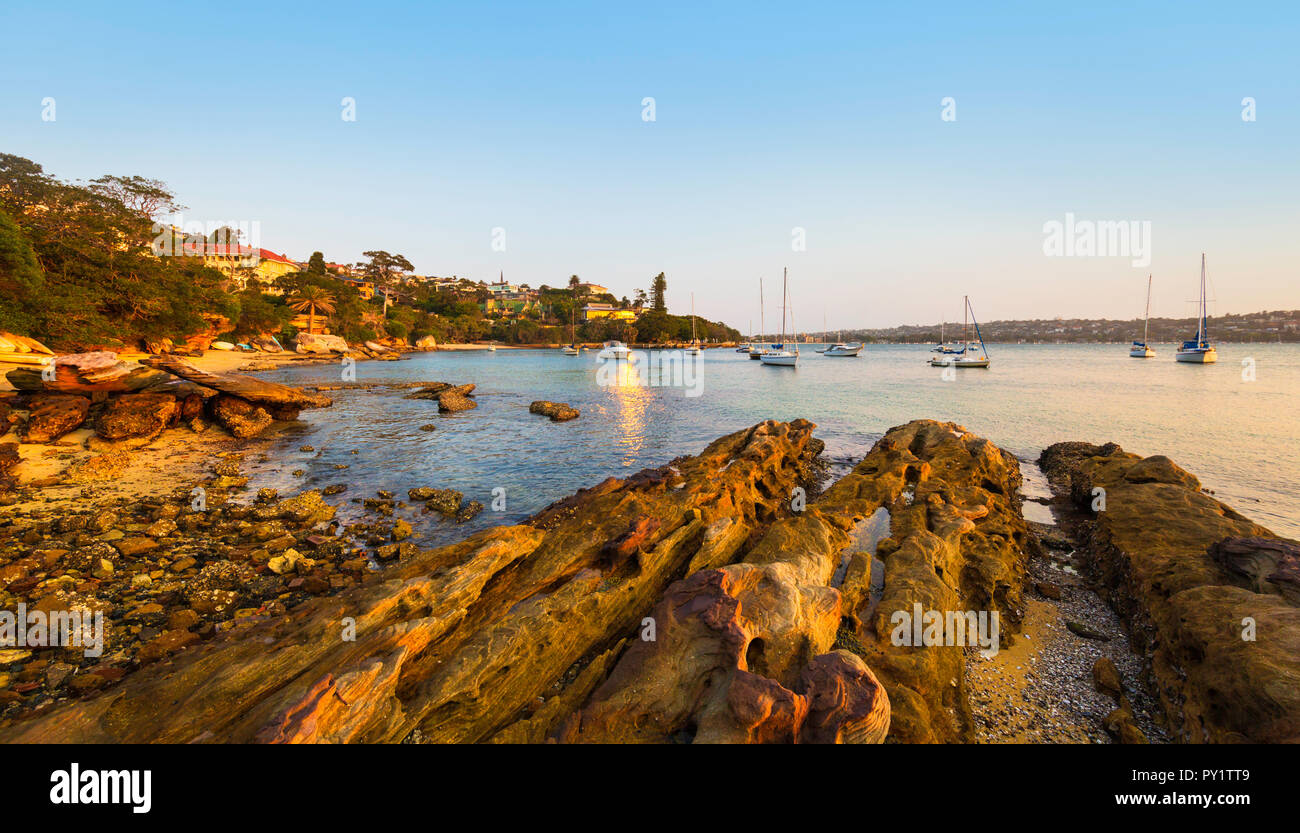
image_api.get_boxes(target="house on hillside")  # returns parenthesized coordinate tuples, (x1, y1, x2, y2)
(582, 303, 638, 322)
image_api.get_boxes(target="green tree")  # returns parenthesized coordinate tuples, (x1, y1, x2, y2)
(650, 272, 667, 311)
(358, 250, 414, 288)
(0, 208, 44, 333)
(307, 251, 327, 275)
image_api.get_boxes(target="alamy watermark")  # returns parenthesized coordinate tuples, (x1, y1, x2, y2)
(1, 603, 104, 658)
(889, 603, 1000, 657)
(1042, 212, 1151, 267)
(596, 349, 704, 398)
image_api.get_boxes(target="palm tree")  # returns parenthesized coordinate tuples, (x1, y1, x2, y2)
(289, 286, 336, 335)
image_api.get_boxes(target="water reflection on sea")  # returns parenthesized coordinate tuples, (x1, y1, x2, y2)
(241, 344, 1300, 547)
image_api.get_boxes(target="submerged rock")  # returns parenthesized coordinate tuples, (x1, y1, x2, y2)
(529, 401, 579, 422)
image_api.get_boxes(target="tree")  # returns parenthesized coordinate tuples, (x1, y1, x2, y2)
(307, 251, 327, 275)
(290, 286, 336, 336)
(633, 288, 647, 310)
(650, 272, 667, 312)
(568, 275, 581, 294)
(86, 174, 183, 219)
(0, 208, 44, 333)
(358, 250, 414, 289)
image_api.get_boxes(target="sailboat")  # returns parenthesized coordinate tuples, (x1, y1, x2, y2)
(562, 304, 579, 355)
(760, 268, 799, 366)
(686, 293, 701, 354)
(737, 319, 753, 352)
(823, 327, 864, 357)
(749, 279, 766, 359)
(1175, 254, 1217, 363)
(1129, 275, 1155, 358)
(928, 296, 989, 368)
(931, 320, 964, 354)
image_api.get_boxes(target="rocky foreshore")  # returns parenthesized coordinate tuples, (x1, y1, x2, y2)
(1039, 442, 1300, 743)
(1, 415, 1296, 744)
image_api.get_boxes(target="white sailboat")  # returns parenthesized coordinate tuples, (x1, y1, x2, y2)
(823, 328, 864, 357)
(749, 278, 766, 359)
(1129, 274, 1155, 358)
(597, 340, 630, 360)
(760, 268, 799, 366)
(562, 305, 579, 355)
(686, 293, 701, 354)
(928, 296, 989, 368)
(1175, 253, 1217, 364)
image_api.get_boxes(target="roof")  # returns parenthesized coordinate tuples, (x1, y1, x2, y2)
(257, 249, 297, 265)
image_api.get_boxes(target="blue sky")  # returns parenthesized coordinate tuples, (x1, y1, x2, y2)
(2, 1, 1297, 329)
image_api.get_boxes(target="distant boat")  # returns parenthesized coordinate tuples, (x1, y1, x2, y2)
(823, 330, 864, 357)
(928, 296, 989, 368)
(737, 319, 753, 351)
(686, 293, 701, 354)
(1130, 274, 1156, 358)
(1175, 254, 1217, 364)
(598, 340, 630, 360)
(749, 279, 766, 359)
(760, 268, 799, 367)
(563, 305, 579, 355)
(931, 320, 965, 354)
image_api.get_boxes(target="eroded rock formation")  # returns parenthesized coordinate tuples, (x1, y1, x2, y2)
(1040, 442, 1300, 743)
(0, 418, 1042, 744)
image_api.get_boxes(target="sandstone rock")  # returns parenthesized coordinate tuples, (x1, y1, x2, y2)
(529, 401, 579, 422)
(437, 385, 476, 413)
(142, 356, 331, 409)
(294, 333, 348, 354)
(0, 420, 825, 744)
(22, 394, 90, 443)
(96, 392, 178, 442)
(1092, 657, 1122, 701)
(1041, 441, 1300, 743)
(1208, 536, 1300, 604)
(410, 487, 462, 515)
(1066, 620, 1109, 641)
(72, 449, 132, 481)
(209, 395, 273, 439)
(1103, 699, 1148, 744)
(0, 442, 18, 488)
(114, 536, 160, 557)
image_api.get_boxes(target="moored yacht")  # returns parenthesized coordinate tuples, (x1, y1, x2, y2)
(928, 296, 990, 368)
(759, 268, 799, 367)
(597, 340, 630, 360)
(1175, 254, 1217, 364)
(1130, 274, 1155, 357)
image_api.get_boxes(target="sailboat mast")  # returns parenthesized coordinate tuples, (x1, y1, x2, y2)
(760, 278, 765, 342)
(779, 267, 787, 343)
(1143, 274, 1152, 344)
(691, 292, 696, 343)
(1199, 254, 1208, 344)
(963, 295, 969, 344)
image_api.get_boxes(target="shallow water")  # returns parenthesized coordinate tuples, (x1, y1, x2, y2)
(246, 343, 1300, 546)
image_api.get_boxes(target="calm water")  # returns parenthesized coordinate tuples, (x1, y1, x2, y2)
(245, 344, 1300, 544)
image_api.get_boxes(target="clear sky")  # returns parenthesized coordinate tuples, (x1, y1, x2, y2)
(3, 1, 1297, 330)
